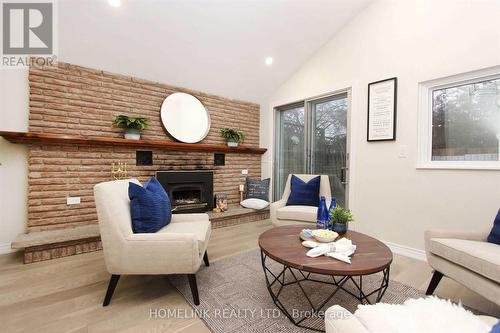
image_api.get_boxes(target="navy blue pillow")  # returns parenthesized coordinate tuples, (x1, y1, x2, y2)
(487, 209, 500, 245)
(129, 177, 172, 233)
(490, 320, 500, 333)
(286, 175, 321, 207)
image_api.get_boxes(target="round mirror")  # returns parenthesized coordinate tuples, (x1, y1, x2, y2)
(160, 92, 211, 143)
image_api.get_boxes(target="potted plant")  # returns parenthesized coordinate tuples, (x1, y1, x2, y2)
(112, 115, 148, 140)
(328, 206, 354, 235)
(220, 128, 246, 147)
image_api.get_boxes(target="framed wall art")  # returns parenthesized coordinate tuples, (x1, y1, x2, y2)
(367, 77, 397, 141)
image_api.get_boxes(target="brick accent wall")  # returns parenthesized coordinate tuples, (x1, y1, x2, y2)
(27, 62, 261, 232)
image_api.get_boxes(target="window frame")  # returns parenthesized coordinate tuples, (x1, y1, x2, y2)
(417, 66, 500, 170)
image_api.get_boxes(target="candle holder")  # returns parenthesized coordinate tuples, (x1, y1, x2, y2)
(239, 184, 245, 203)
(111, 162, 128, 180)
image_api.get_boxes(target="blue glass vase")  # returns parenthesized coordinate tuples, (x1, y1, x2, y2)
(327, 198, 336, 230)
(316, 196, 328, 229)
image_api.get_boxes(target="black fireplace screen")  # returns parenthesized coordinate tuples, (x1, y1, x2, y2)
(155, 171, 213, 213)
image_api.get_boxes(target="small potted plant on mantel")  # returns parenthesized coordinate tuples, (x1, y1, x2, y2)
(328, 206, 354, 235)
(220, 128, 246, 147)
(112, 115, 148, 140)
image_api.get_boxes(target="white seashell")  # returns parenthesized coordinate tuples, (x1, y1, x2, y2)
(302, 240, 320, 248)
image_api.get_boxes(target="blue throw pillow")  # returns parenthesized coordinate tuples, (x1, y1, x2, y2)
(487, 209, 500, 245)
(129, 177, 172, 233)
(286, 175, 321, 207)
(490, 320, 500, 333)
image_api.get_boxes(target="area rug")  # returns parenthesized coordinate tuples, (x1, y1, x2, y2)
(169, 249, 424, 332)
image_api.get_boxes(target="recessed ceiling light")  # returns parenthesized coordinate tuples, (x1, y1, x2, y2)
(265, 57, 274, 66)
(108, 0, 121, 7)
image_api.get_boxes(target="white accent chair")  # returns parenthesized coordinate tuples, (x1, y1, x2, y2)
(424, 228, 500, 306)
(94, 179, 211, 306)
(270, 174, 331, 227)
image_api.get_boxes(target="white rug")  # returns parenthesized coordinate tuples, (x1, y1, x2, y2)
(355, 296, 493, 333)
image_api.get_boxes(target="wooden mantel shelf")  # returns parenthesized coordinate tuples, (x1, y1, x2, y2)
(0, 131, 267, 154)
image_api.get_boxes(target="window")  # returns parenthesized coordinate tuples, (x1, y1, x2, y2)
(418, 68, 500, 169)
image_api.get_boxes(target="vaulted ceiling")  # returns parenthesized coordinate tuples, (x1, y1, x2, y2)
(59, 0, 371, 103)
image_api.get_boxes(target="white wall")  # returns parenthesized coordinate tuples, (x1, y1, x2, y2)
(263, 0, 500, 251)
(0, 69, 29, 253)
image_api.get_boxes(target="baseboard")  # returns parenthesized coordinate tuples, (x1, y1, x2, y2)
(383, 240, 427, 262)
(0, 242, 14, 255)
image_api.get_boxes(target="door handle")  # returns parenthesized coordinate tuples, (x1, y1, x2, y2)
(340, 166, 348, 185)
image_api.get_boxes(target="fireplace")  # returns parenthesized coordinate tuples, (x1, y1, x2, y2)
(155, 170, 213, 213)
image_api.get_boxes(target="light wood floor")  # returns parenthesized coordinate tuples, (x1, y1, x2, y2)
(0, 220, 498, 333)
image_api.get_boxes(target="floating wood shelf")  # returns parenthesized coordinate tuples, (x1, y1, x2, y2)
(0, 131, 267, 154)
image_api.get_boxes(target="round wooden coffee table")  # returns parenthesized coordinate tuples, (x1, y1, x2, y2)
(258, 226, 393, 331)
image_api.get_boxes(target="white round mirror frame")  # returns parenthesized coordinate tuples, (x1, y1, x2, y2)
(160, 92, 211, 143)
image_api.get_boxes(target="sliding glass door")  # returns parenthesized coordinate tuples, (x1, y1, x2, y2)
(275, 103, 306, 198)
(309, 94, 348, 206)
(274, 92, 349, 207)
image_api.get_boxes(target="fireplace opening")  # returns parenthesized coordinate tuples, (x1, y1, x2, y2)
(172, 187, 202, 205)
(155, 170, 213, 213)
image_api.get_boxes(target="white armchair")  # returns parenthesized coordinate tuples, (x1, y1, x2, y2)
(270, 174, 331, 227)
(94, 179, 211, 306)
(425, 228, 500, 306)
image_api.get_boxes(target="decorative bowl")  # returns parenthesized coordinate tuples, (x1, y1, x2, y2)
(299, 229, 314, 241)
(312, 229, 339, 243)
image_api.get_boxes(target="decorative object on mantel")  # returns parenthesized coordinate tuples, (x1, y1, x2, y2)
(112, 115, 148, 140)
(328, 205, 354, 235)
(220, 128, 246, 147)
(111, 162, 128, 180)
(367, 77, 398, 141)
(0, 131, 267, 154)
(161, 92, 211, 143)
(214, 193, 228, 213)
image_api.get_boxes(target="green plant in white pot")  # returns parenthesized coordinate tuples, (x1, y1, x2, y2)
(112, 115, 148, 140)
(220, 128, 246, 147)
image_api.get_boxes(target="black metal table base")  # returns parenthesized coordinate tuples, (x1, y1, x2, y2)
(260, 250, 390, 332)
